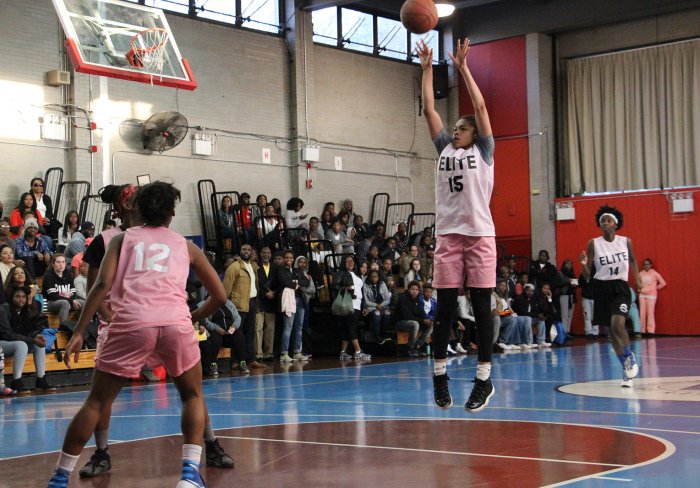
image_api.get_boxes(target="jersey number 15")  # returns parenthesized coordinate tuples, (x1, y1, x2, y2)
(447, 175, 463, 193)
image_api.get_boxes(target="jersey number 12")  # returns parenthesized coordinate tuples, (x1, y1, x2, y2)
(134, 242, 170, 272)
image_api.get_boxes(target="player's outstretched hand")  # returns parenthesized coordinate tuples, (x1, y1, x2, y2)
(415, 40, 433, 70)
(64, 335, 84, 368)
(578, 250, 588, 267)
(448, 38, 471, 72)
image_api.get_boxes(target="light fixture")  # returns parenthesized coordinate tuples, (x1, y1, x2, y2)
(192, 131, 214, 156)
(555, 201, 576, 221)
(435, 2, 456, 17)
(668, 191, 694, 214)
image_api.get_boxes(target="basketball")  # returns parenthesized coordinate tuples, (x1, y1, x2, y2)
(400, 0, 439, 34)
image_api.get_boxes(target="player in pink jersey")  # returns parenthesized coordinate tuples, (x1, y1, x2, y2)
(579, 205, 642, 387)
(78, 184, 234, 478)
(418, 38, 497, 413)
(48, 182, 226, 488)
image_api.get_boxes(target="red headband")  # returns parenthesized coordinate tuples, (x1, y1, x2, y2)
(113, 184, 136, 218)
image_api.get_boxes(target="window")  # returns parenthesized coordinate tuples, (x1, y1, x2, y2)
(341, 8, 373, 54)
(377, 17, 407, 60)
(411, 31, 439, 64)
(241, 0, 280, 34)
(145, 0, 190, 16)
(312, 7, 338, 46)
(196, 0, 236, 24)
(311, 7, 441, 63)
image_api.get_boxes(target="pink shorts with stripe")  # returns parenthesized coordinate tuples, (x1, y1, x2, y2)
(95, 323, 200, 379)
(433, 234, 497, 289)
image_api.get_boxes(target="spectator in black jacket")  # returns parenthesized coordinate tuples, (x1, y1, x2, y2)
(197, 299, 245, 374)
(255, 247, 277, 361)
(528, 250, 559, 290)
(275, 250, 311, 363)
(42, 254, 85, 322)
(512, 283, 551, 348)
(536, 282, 559, 342)
(0, 286, 56, 394)
(578, 272, 599, 339)
(396, 281, 433, 357)
(332, 254, 371, 361)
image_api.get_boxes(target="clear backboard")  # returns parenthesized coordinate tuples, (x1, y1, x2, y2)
(52, 0, 197, 90)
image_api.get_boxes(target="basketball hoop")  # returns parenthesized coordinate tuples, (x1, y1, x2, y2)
(125, 27, 168, 78)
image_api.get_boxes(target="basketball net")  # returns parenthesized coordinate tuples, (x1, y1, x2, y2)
(125, 27, 169, 85)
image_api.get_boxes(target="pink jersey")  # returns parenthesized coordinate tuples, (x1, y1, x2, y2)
(433, 130, 495, 236)
(109, 226, 192, 331)
(639, 269, 667, 297)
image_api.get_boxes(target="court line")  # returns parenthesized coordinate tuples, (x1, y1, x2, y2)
(593, 476, 632, 481)
(4, 408, 700, 438)
(215, 434, 627, 468)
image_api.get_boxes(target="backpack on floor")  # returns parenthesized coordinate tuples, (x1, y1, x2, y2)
(550, 321, 566, 346)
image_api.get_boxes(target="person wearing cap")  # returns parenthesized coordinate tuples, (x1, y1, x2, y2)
(14, 217, 52, 277)
(0, 217, 17, 255)
(64, 221, 95, 267)
(512, 283, 551, 348)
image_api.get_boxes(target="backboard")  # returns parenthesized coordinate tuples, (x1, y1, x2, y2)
(52, 0, 197, 90)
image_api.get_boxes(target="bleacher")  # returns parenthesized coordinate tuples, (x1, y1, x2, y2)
(2, 309, 232, 375)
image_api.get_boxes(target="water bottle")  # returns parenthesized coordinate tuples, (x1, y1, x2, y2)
(426, 344, 431, 357)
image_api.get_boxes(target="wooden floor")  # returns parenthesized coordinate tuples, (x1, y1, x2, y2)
(1, 336, 699, 487)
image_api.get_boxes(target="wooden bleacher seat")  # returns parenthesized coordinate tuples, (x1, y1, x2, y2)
(3, 308, 231, 375)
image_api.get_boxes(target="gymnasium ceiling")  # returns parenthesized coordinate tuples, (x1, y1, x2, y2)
(300, 0, 700, 43)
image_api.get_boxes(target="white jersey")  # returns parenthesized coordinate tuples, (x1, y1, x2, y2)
(433, 130, 495, 236)
(593, 235, 629, 281)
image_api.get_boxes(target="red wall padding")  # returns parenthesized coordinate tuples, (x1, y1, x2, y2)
(491, 138, 531, 252)
(460, 36, 531, 251)
(459, 36, 528, 137)
(555, 189, 700, 336)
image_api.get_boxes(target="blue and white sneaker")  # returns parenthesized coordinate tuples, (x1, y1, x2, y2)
(623, 352, 639, 379)
(621, 374, 633, 388)
(47, 468, 69, 488)
(176, 462, 206, 488)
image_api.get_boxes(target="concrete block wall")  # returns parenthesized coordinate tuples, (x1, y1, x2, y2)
(0, 0, 68, 201)
(0, 0, 440, 237)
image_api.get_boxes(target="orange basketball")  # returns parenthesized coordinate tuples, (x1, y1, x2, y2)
(400, 0, 439, 35)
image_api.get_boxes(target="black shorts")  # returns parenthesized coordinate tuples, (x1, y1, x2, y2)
(592, 279, 631, 327)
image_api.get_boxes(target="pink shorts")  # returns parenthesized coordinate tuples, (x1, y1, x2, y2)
(95, 323, 200, 379)
(433, 234, 497, 289)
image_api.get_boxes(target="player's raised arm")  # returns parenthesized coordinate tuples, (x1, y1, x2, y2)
(449, 38, 492, 138)
(417, 40, 443, 139)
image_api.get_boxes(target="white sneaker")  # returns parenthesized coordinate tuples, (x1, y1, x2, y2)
(446, 345, 457, 355)
(519, 344, 529, 350)
(623, 352, 639, 379)
(538, 342, 552, 348)
(497, 343, 510, 350)
(455, 344, 468, 354)
(621, 375, 633, 388)
(293, 352, 310, 361)
(279, 353, 293, 363)
(528, 344, 539, 349)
